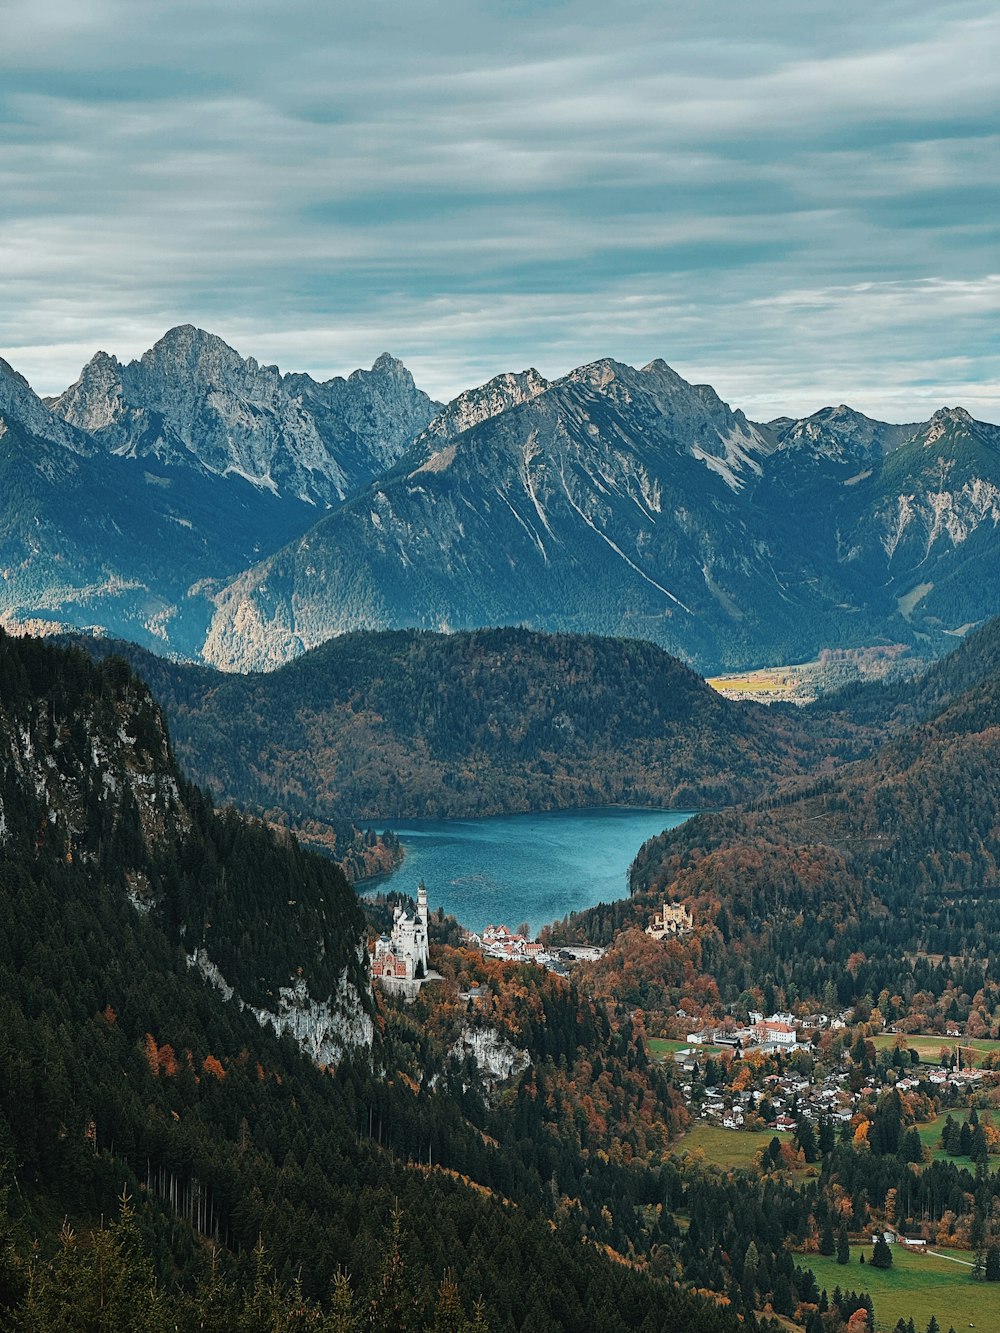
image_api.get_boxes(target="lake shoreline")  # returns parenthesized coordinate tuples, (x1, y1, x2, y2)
(360, 805, 697, 937)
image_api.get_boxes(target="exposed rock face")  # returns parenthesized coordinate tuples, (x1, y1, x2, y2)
(452, 1026, 530, 1086)
(195, 356, 814, 672)
(201, 363, 1000, 673)
(1, 332, 436, 658)
(190, 947, 374, 1062)
(53, 326, 439, 503)
(1, 628, 375, 1070)
(1, 357, 94, 454)
(285, 351, 440, 487)
(760, 403, 920, 465)
(0, 637, 184, 858)
(418, 368, 550, 444)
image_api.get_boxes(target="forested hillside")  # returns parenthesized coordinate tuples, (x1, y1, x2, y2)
(70, 626, 827, 823)
(550, 622, 1000, 1032)
(0, 628, 755, 1331)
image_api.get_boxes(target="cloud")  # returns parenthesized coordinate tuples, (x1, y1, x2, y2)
(1, 0, 998, 422)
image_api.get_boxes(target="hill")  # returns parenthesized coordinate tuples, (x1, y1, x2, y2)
(69, 626, 829, 824)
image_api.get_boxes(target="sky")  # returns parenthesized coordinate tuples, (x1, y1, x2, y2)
(2, 0, 999, 421)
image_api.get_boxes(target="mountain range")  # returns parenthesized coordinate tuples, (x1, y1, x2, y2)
(3, 327, 1000, 673)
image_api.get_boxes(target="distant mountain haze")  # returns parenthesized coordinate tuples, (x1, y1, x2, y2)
(2, 327, 999, 671)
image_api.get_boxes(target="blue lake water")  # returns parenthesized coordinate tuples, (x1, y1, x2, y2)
(367, 807, 695, 936)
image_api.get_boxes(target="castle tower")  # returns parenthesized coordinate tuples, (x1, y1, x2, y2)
(415, 880, 429, 976)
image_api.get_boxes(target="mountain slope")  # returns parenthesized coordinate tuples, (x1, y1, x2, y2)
(1, 334, 437, 657)
(200, 364, 1000, 674)
(0, 627, 372, 1048)
(553, 621, 1000, 1022)
(9, 334, 1000, 673)
(200, 366, 991, 675)
(202, 357, 831, 673)
(0, 627, 751, 1333)
(0, 363, 307, 654)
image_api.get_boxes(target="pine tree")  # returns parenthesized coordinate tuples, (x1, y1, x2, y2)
(329, 1266, 357, 1332)
(871, 1232, 892, 1270)
(429, 1269, 479, 1333)
(837, 1222, 850, 1265)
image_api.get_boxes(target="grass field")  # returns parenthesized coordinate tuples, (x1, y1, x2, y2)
(648, 1037, 727, 1060)
(706, 665, 813, 704)
(803, 1243, 997, 1331)
(913, 1110, 998, 1166)
(670, 1123, 793, 1170)
(708, 646, 926, 706)
(871, 1032, 1000, 1067)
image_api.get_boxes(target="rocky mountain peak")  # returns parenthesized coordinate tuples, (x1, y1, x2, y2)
(564, 357, 634, 391)
(639, 357, 695, 392)
(922, 405, 979, 451)
(142, 324, 249, 377)
(420, 367, 550, 444)
(930, 405, 974, 427)
(47, 329, 438, 504)
(0, 357, 94, 454)
(768, 403, 922, 464)
(368, 351, 408, 377)
(0, 356, 30, 390)
(51, 350, 125, 434)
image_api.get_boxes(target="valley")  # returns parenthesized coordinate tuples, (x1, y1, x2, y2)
(7, 1, 998, 1327)
(4, 339, 1000, 1333)
(5, 594, 1000, 1332)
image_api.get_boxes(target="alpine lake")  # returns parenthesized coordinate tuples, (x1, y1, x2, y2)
(367, 806, 695, 936)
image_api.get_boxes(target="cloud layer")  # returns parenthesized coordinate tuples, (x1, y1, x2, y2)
(2, 0, 998, 420)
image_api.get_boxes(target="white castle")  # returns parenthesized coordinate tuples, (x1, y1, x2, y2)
(372, 881, 430, 983)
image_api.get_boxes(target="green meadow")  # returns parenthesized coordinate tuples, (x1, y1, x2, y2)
(803, 1243, 995, 1331)
(648, 1037, 727, 1060)
(670, 1123, 793, 1170)
(870, 1032, 1000, 1067)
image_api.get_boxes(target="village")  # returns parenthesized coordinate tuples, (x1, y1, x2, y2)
(461, 922, 605, 975)
(370, 888, 996, 1144)
(673, 1009, 990, 1134)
